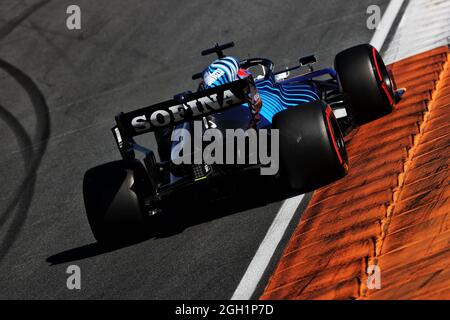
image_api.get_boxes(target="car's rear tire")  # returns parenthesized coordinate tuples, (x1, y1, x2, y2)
(273, 100, 349, 191)
(83, 160, 152, 243)
(335, 44, 395, 125)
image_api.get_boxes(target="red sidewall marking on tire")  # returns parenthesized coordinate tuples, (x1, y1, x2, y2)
(382, 82, 394, 106)
(325, 106, 344, 166)
(372, 47, 394, 106)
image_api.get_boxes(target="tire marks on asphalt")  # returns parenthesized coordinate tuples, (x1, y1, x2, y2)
(0, 0, 51, 40)
(0, 0, 51, 265)
(0, 59, 50, 262)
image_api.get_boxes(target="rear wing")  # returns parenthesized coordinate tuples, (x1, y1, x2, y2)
(112, 78, 252, 161)
(115, 78, 251, 138)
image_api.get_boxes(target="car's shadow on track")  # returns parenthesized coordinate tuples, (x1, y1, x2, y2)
(47, 176, 306, 266)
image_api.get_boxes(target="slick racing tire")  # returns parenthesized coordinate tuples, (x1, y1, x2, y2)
(83, 160, 152, 243)
(273, 100, 349, 191)
(335, 44, 395, 125)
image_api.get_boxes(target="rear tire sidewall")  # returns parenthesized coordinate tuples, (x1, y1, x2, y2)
(273, 101, 348, 191)
(83, 160, 151, 243)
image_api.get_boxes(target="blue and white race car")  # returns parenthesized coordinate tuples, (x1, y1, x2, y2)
(83, 42, 400, 243)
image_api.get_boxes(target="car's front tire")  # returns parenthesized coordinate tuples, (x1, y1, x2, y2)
(335, 44, 395, 125)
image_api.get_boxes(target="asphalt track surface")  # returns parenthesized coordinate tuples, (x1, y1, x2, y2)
(0, 0, 388, 299)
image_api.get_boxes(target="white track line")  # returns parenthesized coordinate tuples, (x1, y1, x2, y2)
(231, 194, 304, 300)
(231, 0, 404, 301)
(382, 0, 450, 64)
(370, 0, 405, 51)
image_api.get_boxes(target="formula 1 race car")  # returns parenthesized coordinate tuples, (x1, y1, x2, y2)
(83, 42, 400, 243)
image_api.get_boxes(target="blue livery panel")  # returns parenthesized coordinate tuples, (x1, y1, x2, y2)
(255, 77, 320, 125)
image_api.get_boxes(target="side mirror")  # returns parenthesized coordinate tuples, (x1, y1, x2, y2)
(274, 70, 290, 82)
(299, 55, 317, 66)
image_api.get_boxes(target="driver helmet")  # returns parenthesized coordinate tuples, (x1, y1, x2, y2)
(202, 56, 262, 119)
(202, 56, 250, 89)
